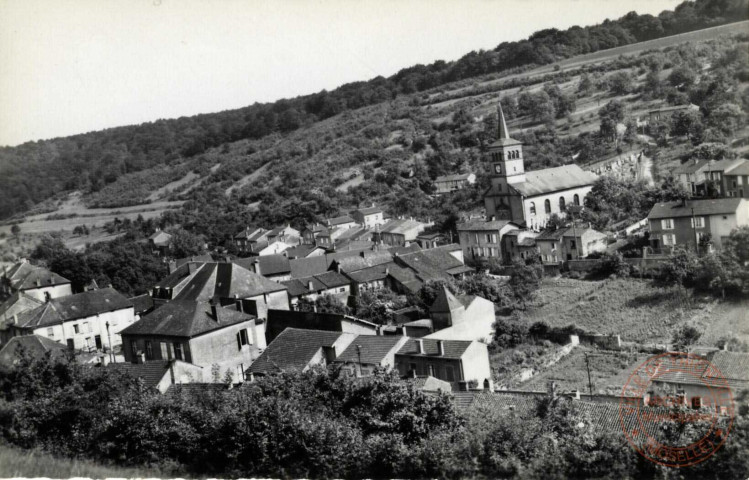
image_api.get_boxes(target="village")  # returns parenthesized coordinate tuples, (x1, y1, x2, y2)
(1, 104, 747, 431)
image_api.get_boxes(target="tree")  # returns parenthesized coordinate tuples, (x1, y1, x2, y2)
(668, 65, 697, 88)
(671, 324, 702, 350)
(670, 109, 702, 141)
(654, 247, 698, 305)
(169, 229, 205, 258)
(609, 71, 634, 95)
(10, 224, 20, 237)
(708, 103, 744, 138)
(599, 100, 625, 142)
(510, 260, 543, 310)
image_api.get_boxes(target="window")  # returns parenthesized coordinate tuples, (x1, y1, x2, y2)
(427, 364, 435, 377)
(237, 329, 249, 350)
(131, 340, 138, 355)
(491, 234, 498, 243)
(739, 176, 744, 185)
(551, 242, 557, 251)
(662, 234, 676, 246)
(73, 324, 80, 334)
(691, 217, 705, 228)
(570, 240, 577, 250)
(445, 366, 455, 382)
(474, 233, 479, 244)
(573, 194, 580, 206)
(544, 199, 551, 214)
(160, 342, 169, 359)
(339, 287, 346, 293)
(661, 219, 674, 230)
(486, 234, 492, 243)
(559, 196, 566, 211)
(83, 321, 91, 333)
(145, 341, 153, 360)
(530, 202, 536, 215)
(46, 327, 54, 338)
(174, 342, 183, 361)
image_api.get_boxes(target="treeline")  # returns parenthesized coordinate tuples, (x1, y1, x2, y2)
(1, 355, 747, 478)
(1, 0, 747, 219)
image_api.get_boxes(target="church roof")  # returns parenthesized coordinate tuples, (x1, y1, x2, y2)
(510, 164, 597, 197)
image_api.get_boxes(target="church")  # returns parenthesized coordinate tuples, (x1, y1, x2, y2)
(483, 104, 598, 230)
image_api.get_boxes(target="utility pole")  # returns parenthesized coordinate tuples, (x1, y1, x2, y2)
(691, 206, 700, 255)
(105, 321, 114, 363)
(584, 352, 594, 396)
(356, 344, 362, 378)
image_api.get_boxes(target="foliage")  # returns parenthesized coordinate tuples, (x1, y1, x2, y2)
(671, 324, 702, 349)
(297, 294, 351, 315)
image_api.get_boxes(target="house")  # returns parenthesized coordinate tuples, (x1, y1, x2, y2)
(416, 232, 447, 250)
(248, 328, 357, 376)
(167, 254, 214, 274)
(394, 338, 492, 388)
(254, 240, 294, 256)
(0, 334, 68, 369)
(345, 263, 393, 296)
(148, 230, 173, 255)
(723, 159, 749, 199)
(673, 159, 711, 196)
(352, 206, 385, 229)
(333, 335, 409, 376)
(265, 309, 377, 343)
(281, 270, 351, 307)
(283, 244, 327, 259)
(332, 226, 373, 250)
(129, 293, 155, 317)
(9, 287, 134, 352)
(1, 261, 72, 302)
(266, 225, 301, 245)
(483, 104, 597, 230)
(234, 227, 268, 253)
(434, 172, 476, 194)
(120, 300, 265, 381)
(704, 158, 747, 196)
(426, 287, 495, 342)
(302, 224, 333, 247)
(377, 218, 431, 247)
(647, 198, 749, 251)
(647, 103, 699, 123)
(502, 229, 540, 263)
(388, 245, 473, 294)
(0, 292, 44, 344)
(234, 255, 292, 281)
(535, 225, 608, 262)
(457, 219, 521, 261)
(326, 215, 357, 229)
(107, 360, 206, 394)
(150, 261, 290, 317)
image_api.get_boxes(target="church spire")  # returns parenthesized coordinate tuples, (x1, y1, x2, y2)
(497, 102, 509, 140)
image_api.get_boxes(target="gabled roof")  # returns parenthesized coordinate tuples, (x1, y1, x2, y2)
(327, 215, 356, 226)
(396, 338, 473, 359)
(158, 262, 287, 302)
(457, 220, 516, 231)
(315, 271, 350, 289)
(396, 245, 465, 281)
(648, 198, 745, 220)
(430, 286, 464, 313)
(0, 291, 44, 321)
(129, 294, 154, 315)
(289, 256, 330, 279)
(106, 361, 172, 389)
(283, 244, 324, 259)
(248, 328, 344, 374)
(673, 159, 710, 175)
(724, 159, 749, 176)
(380, 218, 427, 235)
(345, 263, 392, 283)
(435, 173, 474, 183)
(3, 262, 70, 291)
(386, 264, 424, 293)
(334, 251, 394, 272)
(234, 227, 266, 240)
(355, 206, 384, 216)
(510, 164, 598, 198)
(705, 158, 745, 173)
(0, 334, 67, 367)
(267, 225, 299, 237)
(120, 300, 255, 338)
(16, 288, 132, 329)
(171, 254, 213, 271)
(149, 231, 173, 246)
(239, 255, 291, 276)
(705, 351, 749, 383)
(334, 336, 405, 365)
(281, 279, 313, 297)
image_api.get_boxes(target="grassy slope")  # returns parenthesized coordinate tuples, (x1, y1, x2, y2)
(0, 444, 165, 479)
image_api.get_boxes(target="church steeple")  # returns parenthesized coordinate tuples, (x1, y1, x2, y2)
(497, 103, 509, 140)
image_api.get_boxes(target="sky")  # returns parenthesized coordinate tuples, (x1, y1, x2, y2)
(0, 0, 680, 147)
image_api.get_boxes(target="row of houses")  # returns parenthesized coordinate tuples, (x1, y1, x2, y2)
(673, 157, 749, 199)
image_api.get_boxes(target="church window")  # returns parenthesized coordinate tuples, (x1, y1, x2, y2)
(530, 202, 536, 215)
(544, 199, 551, 214)
(559, 197, 566, 211)
(573, 194, 580, 206)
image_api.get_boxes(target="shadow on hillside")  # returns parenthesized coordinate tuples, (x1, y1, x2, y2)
(625, 289, 675, 308)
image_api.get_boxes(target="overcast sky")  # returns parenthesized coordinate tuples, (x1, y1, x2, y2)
(0, 0, 679, 146)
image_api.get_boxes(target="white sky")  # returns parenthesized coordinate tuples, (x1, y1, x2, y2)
(0, 0, 679, 146)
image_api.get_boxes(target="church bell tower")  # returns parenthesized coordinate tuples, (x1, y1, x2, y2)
(486, 103, 525, 185)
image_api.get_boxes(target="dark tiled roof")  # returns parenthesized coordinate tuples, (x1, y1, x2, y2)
(430, 287, 464, 313)
(172, 254, 213, 271)
(705, 351, 749, 382)
(120, 300, 254, 338)
(457, 220, 515, 231)
(387, 265, 423, 293)
(249, 328, 343, 374)
(725, 160, 749, 176)
(346, 263, 392, 283)
(396, 246, 464, 282)
(289, 256, 330, 279)
(334, 251, 394, 273)
(3, 262, 70, 290)
(252, 255, 291, 276)
(335, 336, 405, 365)
(281, 279, 312, 297)
(356, 206, 384, 216)
(0, 335, 67, 367)
(396, 338, 473, 360)
(327, 215, 355, 226)
(163, 262, 286, 302)
(315, 271, 350, 289)
(648, 198, 744, 219)
(129, 294, 154, 315)
(510, 165, 598, 197)
(435, 173, 474, 183)
(0, 292, 43, 321)
(106, 361, 170, 388)
(17, 288, 132, 329)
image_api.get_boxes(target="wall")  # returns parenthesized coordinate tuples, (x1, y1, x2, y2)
(395, 354, 463, 383)
(566, 259, 601, 272)
(459, 224, 519, 261)
(426, 298, 495, 343)
(523, 186, 592, 231)
(246, 290, 290, 319)
(154, 361, 206, 393)
(23, 283, 72, 302)
(189, 319, 264, 380)
(266, 309, 376, 342)
(32, 307, 135, 351)
(340, 318, 378, 336)
(460, 341, 492, 385)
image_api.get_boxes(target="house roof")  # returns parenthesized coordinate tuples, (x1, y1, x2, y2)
(386, 264, 424, 293)
(172, 254, 214, 271)
(0, 291, 44, 321)
(724, 160, 749, 176)
(334, 251, 394, 272)
(673, 159, 710, 175)
(149, 231, 172, 246)
(430, 286, 464, 313)
(345, 263, 392, 283)
(315, 271, 350, 289)
(0, 334, 67, 367)
(106, 361, 172, 389)
(397, 245, 465, 282)
(234, 227, 266, 240)
(244, 255, 291, 276)
(457, 220, 516, 231)
(507, 165, 597, 198)
(435, 173, 474, 183)
(705, 158, 745, 173)
(249, 327, 344, 374)
(289, 256, 330, 279)
(334, 335, 405, 365)
(129, 294, 154, 315)
(647, 198, 745, 220)
(284, 244, 324, 259)
(327, 215, 356, 226)
(355, 206, 384, 216)
(396, 338, 473, 359)
(380, 218, 427, 236)
(416, 232, 444, 240)
(16, 288, 132, 329)
(281, 279, 313, 297)
(120, 300, 255, 338)
(3, 262, 70, 291)
(705, 351, 749, 383)
(158, 262, 287, 302)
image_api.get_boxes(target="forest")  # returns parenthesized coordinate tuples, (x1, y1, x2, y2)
(0, 0, 747, 220)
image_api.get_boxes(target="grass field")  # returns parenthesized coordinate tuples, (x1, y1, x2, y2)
(522, 278, 696, 343)
(0, 444, 165, 479)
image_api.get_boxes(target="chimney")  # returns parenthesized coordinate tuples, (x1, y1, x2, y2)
(547, 380, 557, 399)
(12, 314, 17, 325)
(437, 340, 445, 356)
(417, 339, 425, 354)
(254, 261, 261, 276)
(336, 264, 342, 273)
(210, 301, 218, 320)
(308, 280, 314, 291)
(570, 389, 581, 400)
(385, 267, 389, 275)
(35, 279, 41, 287)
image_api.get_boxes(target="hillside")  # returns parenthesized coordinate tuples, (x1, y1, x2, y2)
(1, 1, 748, 254)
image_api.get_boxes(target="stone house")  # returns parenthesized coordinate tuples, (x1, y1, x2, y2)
(1, 261, 72, 302)
(434, 172, 476, 194)
(457, 219, 520, 261)
(351, 206, 385, 229)
(535, 225, 608, 262)
(394, 338, 492, 388)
